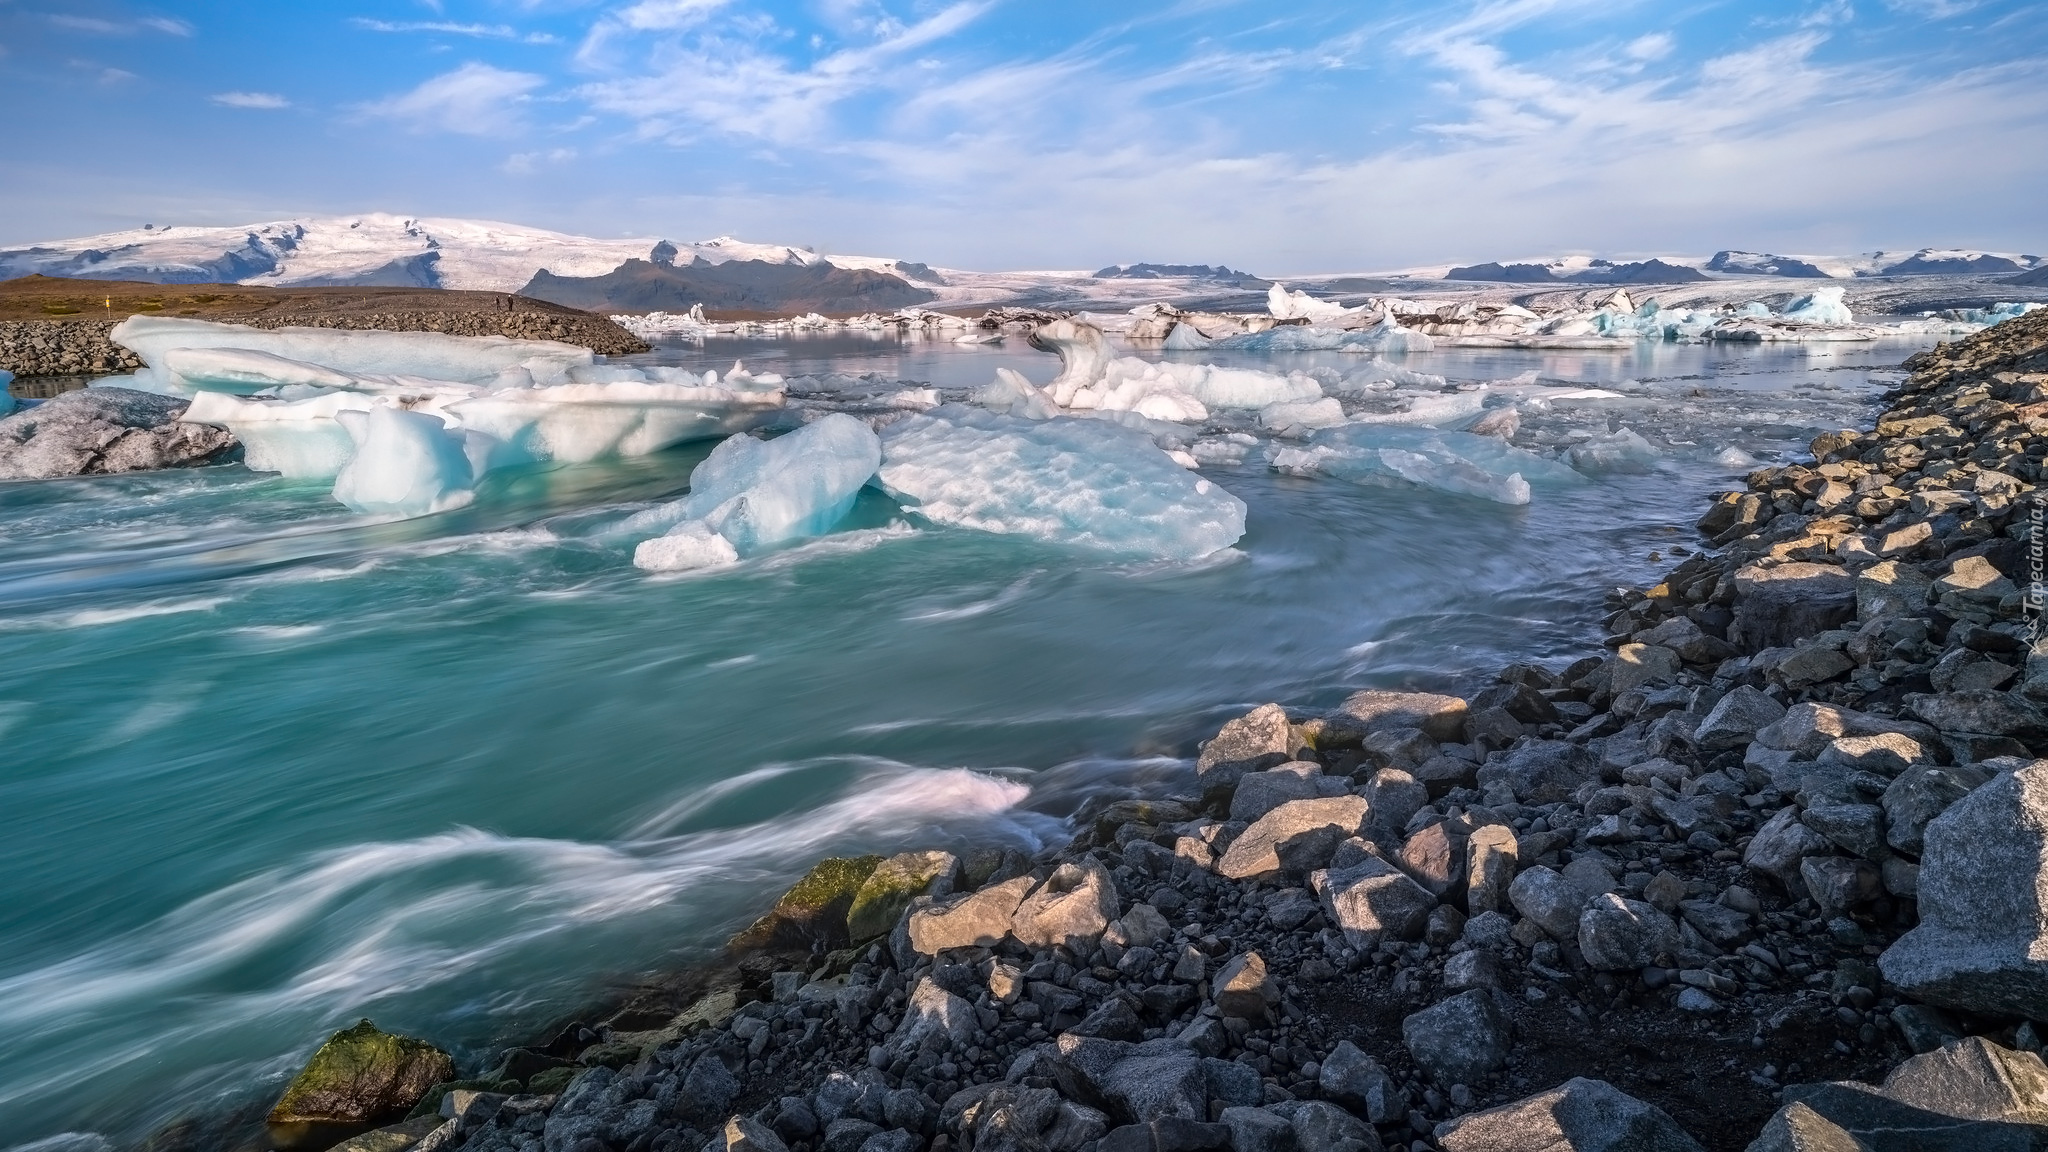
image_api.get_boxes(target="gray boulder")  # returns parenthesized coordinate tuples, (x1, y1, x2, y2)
(1883, 1037, 2048, 1126)
(1694, 686, 1787, 752)
(1012, 861, 1120, 952)
(1578, 894, 1680, 971)
(1402, 990, 1510, 1085)
(1216, 797, 1370, 880)
(1744, 807, 1833, 892)
(1508, 866, 1588, 941)
(1328, 690, 1469, 743)
(1264, 1100, 1380, 1152)
(1197, 704, 1296, 795)
(1729, 562, 1856, 652)
(1435, 1077, 1705, 1151)
(1881, 759, 2048, 1018)
(1476, 742, 1599, 805)
(906, 875, 1034, 955)
(1311, 857, 1437, 951)
(1231, 763, 1346, 823)
(0, 387, 235, 480)
(1748, 1080, 2045, 1152)
(1317, 1041, 1403, 1124)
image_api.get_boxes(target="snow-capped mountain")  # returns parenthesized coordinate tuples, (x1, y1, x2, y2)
(0, 214, 910, 294)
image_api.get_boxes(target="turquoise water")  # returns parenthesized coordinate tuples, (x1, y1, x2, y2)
(0, 336, 1914, 1148)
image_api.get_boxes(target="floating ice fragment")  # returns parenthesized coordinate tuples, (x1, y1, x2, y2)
(971, 368, 1060, 420)
(0, 370, 14, 417)
(1191, 433, 1259, 467)
(1779, 287, 1854, 325)
(1163, 322, 1212, 350)
(1068, 359, 1209, 422)
(1266, 284, 1352, 323)
(1260, 397, 1347, 433)
(875, 406, 1246, 559)
(331, 406, 476, 517)
(159, 348, 360, 394)
(632, 521, 741, 573)
(1274, 424, 1584, 505)
(1714, 446, 1761, 470)
(1565, 427, 1660, 474)
(1028, 319, 1114, 406)
(629, 413, 881, 570)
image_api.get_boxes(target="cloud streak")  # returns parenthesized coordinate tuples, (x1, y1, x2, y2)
(361, 63, 548, 138)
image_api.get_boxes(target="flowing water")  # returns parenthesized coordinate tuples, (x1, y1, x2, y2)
(0, 334, 1920, 1149)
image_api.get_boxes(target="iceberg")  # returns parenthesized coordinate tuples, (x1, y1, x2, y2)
(1211, 317, 1435, 354)
(109, 315, 593, 394)
(1779, 287, 1854, 325)
(875, 406, 1246, 560)
(1564, 427, 1660, 473)
(1027, 319, 1114, 407)
(629, 413, 882, 571)
(330, 406, 477, 517)
(1266, 284, 1352, 324)
(970, 368, 1061, 420)
(1064, 359, 1209, 422)
(1260, 397, 1347, 433)
(1165, 363, 1322, 409)
(183, 389, 375, 479)
(0, 370, 14, 417)
(1162, 322, 1212, 350)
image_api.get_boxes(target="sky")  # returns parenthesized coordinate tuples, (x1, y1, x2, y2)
(0, 0, 2043, 273)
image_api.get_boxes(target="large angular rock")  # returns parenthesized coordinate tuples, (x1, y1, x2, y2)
(1730, 562, 1856, 652)
(1800, 856, 1880, 917)
(1197, 704, 1295, 794)
(1310, 857, 1437, 950)
(1329, 690, 1469, 743)
(906, 875, 1035, 956)
(1609, 644, 1682, 697)
(1577, 894, 1680, 971)
(1906, 691, 2048, 740)
(731, 856, 883, 951)
(1318, 1041, 1403, 1124)
(1402, 991, 1510, 1085)
(1231, 764, 1345, 823)
(1881, 759, 2048, 1018)
(267, 1019, 455, 1128)
(1754, 702, 1937, 759)
(1749, 1080, 2044, 1152)
(1435, 1077, 1705, 1152)
(1882, 1037, 2048, 1126)
(1464, 825, 1518, 916)
(1216, 796, 1370, 880)
(1884, 764, 1993, 856)
(847, 851, 958, 943)
(1744, 807, 1832, 892)
(1212, 952, 1279, 1021)
(0, 386, 235, 479)
(1694, 686, 1787, 752)
(1476, 742, 1599, 806)
(1265, 1101, 1378, 1152)
(1396, 820, 1467, 899)
(1857, 560, 1933, 622)
(1012, 860, 1120, 952)
(1508, 866, 1589, 941)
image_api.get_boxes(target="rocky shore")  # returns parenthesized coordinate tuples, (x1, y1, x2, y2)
(174, 307, 2048, 1152)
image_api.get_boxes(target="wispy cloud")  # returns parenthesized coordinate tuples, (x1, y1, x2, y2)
(210, 91, 289, 109)
(576, 1, 991, 145)
(350, 19, 559, 45)
(361, 62, 547, 137)
(50, 14, 195, 37)
(503, 147, 578, 173)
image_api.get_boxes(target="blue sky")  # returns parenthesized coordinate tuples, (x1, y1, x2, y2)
(0, 0, 2043, 272)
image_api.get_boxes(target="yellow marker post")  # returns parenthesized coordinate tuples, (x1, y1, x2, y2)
(104, 298, 111, 312)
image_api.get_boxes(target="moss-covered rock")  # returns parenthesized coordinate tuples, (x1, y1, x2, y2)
(329, 1114, 448, 1152)
(846, 851, 959, 942)
(727, 855, 882, 952)
(267, 1019, 455, 1127)
(527, 1065, 583, 1096)
(405, 1078, 520, 1121)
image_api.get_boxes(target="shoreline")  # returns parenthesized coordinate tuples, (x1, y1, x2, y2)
(83, 306, 2048, 1151)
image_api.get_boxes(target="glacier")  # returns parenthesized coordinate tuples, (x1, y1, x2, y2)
(629, 414, 882, 571)
(875, 406, 1246, 560)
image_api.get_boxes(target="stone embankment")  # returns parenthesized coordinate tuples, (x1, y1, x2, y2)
(203, 308, 2048, 1152)
(0, 309, 648, 379)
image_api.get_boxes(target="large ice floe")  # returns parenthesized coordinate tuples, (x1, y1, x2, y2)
(95, 317, 785, 515)
(875, 406, 1247, 560)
